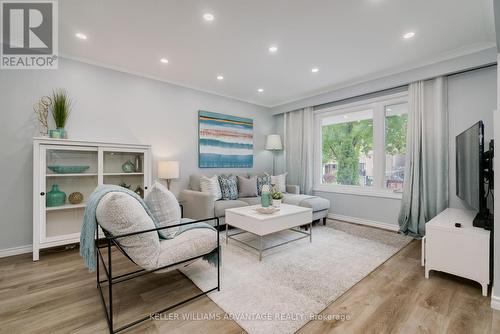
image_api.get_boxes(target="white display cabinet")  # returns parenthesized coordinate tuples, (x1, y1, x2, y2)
(33, 137, 151, 261)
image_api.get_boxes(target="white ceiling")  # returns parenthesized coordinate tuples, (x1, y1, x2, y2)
(59, 0, 496, 107)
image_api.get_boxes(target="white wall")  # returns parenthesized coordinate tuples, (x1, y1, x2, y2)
(0, 58, 273, 251)
(274, 66, 497, 228)
(271, 48, 496, 114)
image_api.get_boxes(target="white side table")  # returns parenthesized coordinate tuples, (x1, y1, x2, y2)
(423, 208, 490, 296)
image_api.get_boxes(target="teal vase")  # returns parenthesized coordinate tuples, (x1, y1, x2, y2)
(46, 184, 66, 207)
(57, 128, 66, 139)
(122, 160, 136, 173)
(49, 129, 61, 138)
(261, 191, 270, 208)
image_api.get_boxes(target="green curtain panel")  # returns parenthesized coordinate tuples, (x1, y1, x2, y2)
(398, 77, 449, 237)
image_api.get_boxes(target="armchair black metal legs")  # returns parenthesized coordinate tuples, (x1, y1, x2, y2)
(95, 217, 220, 334)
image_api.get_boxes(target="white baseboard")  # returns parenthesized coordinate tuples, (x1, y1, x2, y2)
(328, 213, 399, 232)
(0, 244, 32, 258)
(491, 292, 500, 310)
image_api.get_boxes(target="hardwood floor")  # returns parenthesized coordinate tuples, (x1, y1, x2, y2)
(0, 227, 498, 334)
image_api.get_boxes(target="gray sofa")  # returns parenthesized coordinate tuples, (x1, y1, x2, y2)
(179, 174, 330, 225)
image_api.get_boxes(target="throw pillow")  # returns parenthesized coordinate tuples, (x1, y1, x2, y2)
(237, 175, 258, 197)
(144, 181, 181, 239)
(96, 192, 160, 270)
(218, 174, 238, 200)
(256, 174, 271, 196)
(269, 172, 287, 193)
(199, 175, 222, 200)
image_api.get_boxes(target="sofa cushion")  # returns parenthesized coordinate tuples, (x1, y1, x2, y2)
(157, 219, 217, 268)
(144, 182, 181, 239)
(96, 192, 160, 270)
(300, 197, 330, 211)
(237, 175, 258, 197)
(269, 172, 287, 192)
(239, 197, 261, 206)
(200, 175, 222, 200)
(214, 199, 248, 217)
(218, 174, 238, 200)
(189, 174, 202, 191)
(283, 194, 330, 212)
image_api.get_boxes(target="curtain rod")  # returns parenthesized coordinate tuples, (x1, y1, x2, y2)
(309, 62, 497, 112)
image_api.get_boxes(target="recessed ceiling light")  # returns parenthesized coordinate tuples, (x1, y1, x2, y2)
(217, 75, 224, 80)
(343, 115, 349, 119)
(257, 88, 264, 93)
(203, 13, 214, 21)
(268, 45, 278, 53)
(403, 31, 415, 39)
(160, 58, 169, 64)
(311, 67, 319, 73)
(75, 32, 87, 40)
(386, 108, 393, 111)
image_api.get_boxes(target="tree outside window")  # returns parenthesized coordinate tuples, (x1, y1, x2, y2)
(321, 110, 373, 186)
(320, 101, 408, 190)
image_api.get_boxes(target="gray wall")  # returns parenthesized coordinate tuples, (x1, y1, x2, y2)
(448, 66, 497, 209)
(0, 58, 273, 251)
(313, 191, 401, 225)
(274, 66, 497, 227)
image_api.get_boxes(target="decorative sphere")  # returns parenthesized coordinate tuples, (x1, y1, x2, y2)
(68, 192, 84, 204)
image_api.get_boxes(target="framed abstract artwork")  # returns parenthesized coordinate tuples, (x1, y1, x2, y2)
(198, 110, 254, 168)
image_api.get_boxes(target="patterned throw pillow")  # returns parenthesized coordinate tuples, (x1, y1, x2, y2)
(144, 181, 181, 239)
(257, 174, 271, 196)
(218, 175, 238, 200)
(199, 175, 222, 200)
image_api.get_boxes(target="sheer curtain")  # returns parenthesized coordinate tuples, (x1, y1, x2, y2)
(284, 107, 314, 194)
(398, 77, 449, 237)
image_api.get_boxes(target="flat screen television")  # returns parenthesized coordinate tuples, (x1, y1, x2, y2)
(455, 121, 484, 211)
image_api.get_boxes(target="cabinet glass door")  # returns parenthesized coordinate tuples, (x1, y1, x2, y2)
(102, 149, 146, 198)
(43, 146, 98, 240)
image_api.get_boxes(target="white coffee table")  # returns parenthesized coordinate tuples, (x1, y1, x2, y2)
(225, 204, 313, 261)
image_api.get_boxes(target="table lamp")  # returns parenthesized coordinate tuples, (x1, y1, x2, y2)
(158, 161, 179, 189)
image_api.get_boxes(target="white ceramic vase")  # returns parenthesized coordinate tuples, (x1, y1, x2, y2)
(272, 199, 282, 207)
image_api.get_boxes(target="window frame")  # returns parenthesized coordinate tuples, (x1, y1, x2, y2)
(313, 91, 408, 199)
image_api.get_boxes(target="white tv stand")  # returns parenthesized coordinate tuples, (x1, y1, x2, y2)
(423, 208, 490, 296)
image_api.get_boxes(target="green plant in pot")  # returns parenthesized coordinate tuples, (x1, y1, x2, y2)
(50, 89, 72, 138)
(271, 189, 284, 208)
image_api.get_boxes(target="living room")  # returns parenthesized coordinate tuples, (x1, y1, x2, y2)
(1, 0, 500, 333)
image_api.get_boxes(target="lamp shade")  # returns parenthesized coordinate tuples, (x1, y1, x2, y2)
(158, 161, 180, 179)
(265, 134, 283, 150)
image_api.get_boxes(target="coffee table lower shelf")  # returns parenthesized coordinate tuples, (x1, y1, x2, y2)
(225, 222, 312, 261)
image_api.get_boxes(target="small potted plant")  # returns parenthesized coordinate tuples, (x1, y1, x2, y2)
(50, 89, 72, 138)
(271, 189, 283, 207)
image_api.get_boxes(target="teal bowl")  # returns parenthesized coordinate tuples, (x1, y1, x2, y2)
(48, 165, 90, 174)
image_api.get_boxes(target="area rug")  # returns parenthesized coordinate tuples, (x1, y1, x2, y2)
(180, 221, 411, 334)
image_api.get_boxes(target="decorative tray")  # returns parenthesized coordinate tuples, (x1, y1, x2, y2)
(48, 165, 90, 174)
(253, 206, 280, 214)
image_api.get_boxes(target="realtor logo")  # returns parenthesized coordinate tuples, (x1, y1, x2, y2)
(1, 0, 58, 69)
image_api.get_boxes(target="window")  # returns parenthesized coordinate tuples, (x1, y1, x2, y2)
(321, 109, 374, 186)
(384, 103, 408, 192)
(315, 93, 408, 197)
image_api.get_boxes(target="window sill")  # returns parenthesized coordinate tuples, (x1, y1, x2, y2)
(313, 184, 403, 199)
